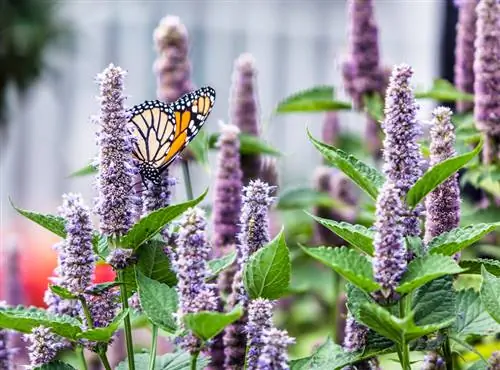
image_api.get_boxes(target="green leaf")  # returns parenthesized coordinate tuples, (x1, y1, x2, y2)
(184, 305, 243, 341)
(84, 282, 120, 296)
(428, 223, 500, 256)
(78, 309, 129, 341)
(306, 213, 375, 255)
(0, 305, 82, 339)
(120, 189, 208, 248)
(34, 361, 77, 370)
(459, 259, 500, 276)
(206, 252, 236, 282)
(276, 187, 341, 210)
(411, 276, 456, 328)
(480, 266, 500, 324)
(396, 255, 465, 293)
(116, 352, 209, 370)
(208, 132, 281, 156)
(452, 289, 500, 337)
(405, 236, 425, 258)
(10, 199, 66, 238)
(136, 239, 177, 286)
(466, 360, 489, 370)
(307, 130, 385, 200)
(136, 270, 178, 333)
(300, 245, 379, 292)
(406, 139, 482, 208)
(275, 86, 351, 113)
(69, 162, 98, 177)
(95, 234, 110, 259)
(363, 93, 384, 122)
(243, 230, 291, 300)
(49, 285, 77, 300)
(415, 79, 474, 102)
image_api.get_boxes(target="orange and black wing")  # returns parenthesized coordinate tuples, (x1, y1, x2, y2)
(160, 86, 216, 170)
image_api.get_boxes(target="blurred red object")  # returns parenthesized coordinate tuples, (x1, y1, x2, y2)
(1, 224, 115, 307)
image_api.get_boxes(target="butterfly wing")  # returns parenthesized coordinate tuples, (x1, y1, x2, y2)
(160, 86, 216, 169)
(129, 100, 176, 183)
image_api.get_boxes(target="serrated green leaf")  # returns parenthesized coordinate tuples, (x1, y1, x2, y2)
(480, 266, 500, 324)
(406, 139, 482, 208)
(77, 309, 128, 341)
(411, 276, 456, 328)
(307, 130, 385, 200)
(306, 213, 375, 255)
(136, 270, 178, 333)
(405, 236, 425, 258)
(69, 162, 98, 178)
(397, 255, 465, 293)
(206, 251, 236, 282)
(120, 189, 208, 248)
(10, 199, 66, 238)
(459, 259, 500, 276)
(452, 289, 500, 337)
(95, 234, 110, 259)
(275, 86, 352, 113)
(415, 79, 474, 102)
(49, 285, 77, 300)
(363, 93, 384, 122)
(34, 361, 77, 370)
(119, 265, 137, 298)
(0, 305, 82, 339)
(243, 231, 291, 300)
(300, 246, 379, 292)
(136, 239, 177, 286)
(85, 282, 120, 296)
(428, 223, 500, 256)
(184, 305, 243, 341)
(276, 187, 342, 210)
(116, 352, 209, 370)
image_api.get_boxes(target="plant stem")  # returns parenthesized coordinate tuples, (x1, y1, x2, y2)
(190, 350, 200, 370)
(79, 297, 94, 329)
(398, 296, 411, 370)
(331, 271, 339, 343)
(118, 269, 135, 370)
(443, 334, 454, 370)
(77, 345, 88, 370)
(182, 160, 194, 200)
(98, 348, 113, 370)
(148, 325, 158, 370)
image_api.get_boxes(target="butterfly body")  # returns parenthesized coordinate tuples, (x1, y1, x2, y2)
(128, 86, 216, 185)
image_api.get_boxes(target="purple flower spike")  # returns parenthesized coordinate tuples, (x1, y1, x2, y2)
(95, 64, 137, 237)
(142, 171, 176, 217)
(153, 15, 194, 103)
(421, 352, 445, 370)
(246, 299, 274, 370)
(489, 351, 500, 369)
(257, 328, 295, 370)
(382, 64, 425, 237)
(424, 108, 461, 257)
(343, 314, 368, 352)
(343, 0, 384, 108)
(85, 288, 120, 329)
(454, 0, 478, 113)
(474, 0, 500, 164)
(106, 248, 135, 270)
(24, 326, 64, 368)
(373, 182, 406, 298)
(230, 53, 262, 183)
(212, 122, 243, 255)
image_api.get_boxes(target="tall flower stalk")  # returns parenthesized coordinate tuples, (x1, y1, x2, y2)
(257, 328, 295, 370)
(245, 299, 274, 370)
(454, 0, 477, 113)
(473, 0, 500, 164)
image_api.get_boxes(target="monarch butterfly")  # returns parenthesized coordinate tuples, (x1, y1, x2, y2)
(129, 86, 216, 185)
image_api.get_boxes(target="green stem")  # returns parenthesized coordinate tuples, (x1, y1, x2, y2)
(182, 160, 194, 200)
(398, 296, 411, 370)
(331, 271, 339, 343)
(79, 297, 94, 329)
(148, 325, 158, 370)
(243, 344, 250, 370)
(443, 335, 454, 370)
(118, 270, 135, 370)
(190, 350, 200, 370)
(76, 345, 88, 370)
(98, 348, 113, 370)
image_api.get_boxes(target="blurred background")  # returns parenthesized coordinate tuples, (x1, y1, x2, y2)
(0, 0, 461, 365)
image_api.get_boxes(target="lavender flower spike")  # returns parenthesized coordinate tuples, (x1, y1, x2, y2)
(382, 64, 426, 237)
(473, 0, 500, 164)
(230, 53, 262, 183)
(343, 314, 368, 352)
(246, 299, 274, 370)
(95, 64, 137, 237)
(257, 328, 295, 370)
(454, 0, 477, 113)
(424, 107, 461, 251)
(153, 15, 194, 103)
(421, 352, 445, 370)
(24, 326, 64, 368)
(212, 121, 243, 255)
(106, 248, 135, 270)
(373, 182, 406, 298)
(488, 351, 500, 370)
